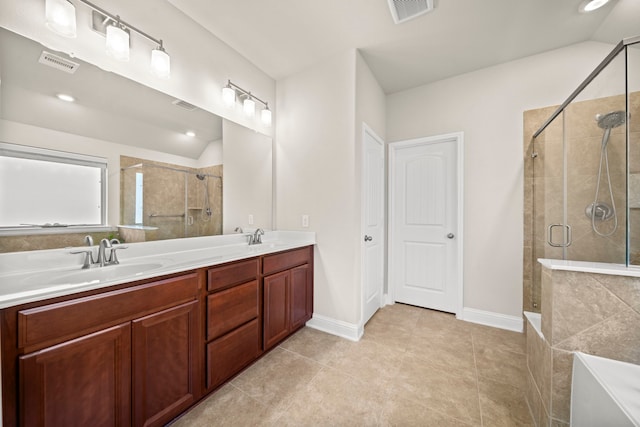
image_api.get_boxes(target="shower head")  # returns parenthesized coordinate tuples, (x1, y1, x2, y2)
(596, 111, 626, 129)
(196, 174, 206, 181)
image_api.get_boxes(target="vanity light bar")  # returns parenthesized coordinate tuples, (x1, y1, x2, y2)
(44, 0, 171, 79)
(223, 80, 272, 126)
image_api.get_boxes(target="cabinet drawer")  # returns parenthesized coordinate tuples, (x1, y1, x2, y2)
(18, 273, 199, 350)
(262, 246, 311, 275)
(207, 280, 259, 341)
(207, 259, 258, 292)
(206, 318, 260, 389)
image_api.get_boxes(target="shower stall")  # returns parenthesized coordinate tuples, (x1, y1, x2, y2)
(524, 36, 640, 312)
(121, 160, 223, 241)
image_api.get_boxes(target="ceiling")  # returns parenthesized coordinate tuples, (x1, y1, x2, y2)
(167, 0, 640, 94)
(0, 28, 222, 159)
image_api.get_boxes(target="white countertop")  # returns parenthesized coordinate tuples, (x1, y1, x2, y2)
(0, 231, 316, 309)
(538, 258, 640, 278)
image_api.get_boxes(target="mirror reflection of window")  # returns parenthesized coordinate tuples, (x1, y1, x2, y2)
(135, 172, 144, 225)
(0, 143, 106, 228)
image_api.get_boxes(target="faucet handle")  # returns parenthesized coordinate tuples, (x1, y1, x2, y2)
(70, 248, 95, 269)
(108, 245, 128, 265)
(84, 235, 94, 246)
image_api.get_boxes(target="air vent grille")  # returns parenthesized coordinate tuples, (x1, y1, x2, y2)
(172, 99, 198, 111)
(388, 0, 434, 24)
(38, 51, 80, 74)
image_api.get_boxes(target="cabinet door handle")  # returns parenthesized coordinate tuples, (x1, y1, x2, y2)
(364, 235, 373, 242)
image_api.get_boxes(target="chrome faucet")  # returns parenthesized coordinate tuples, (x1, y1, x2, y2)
(69, 235, 127, 269)
(97, 239, 112, 267)
(249, 228, 264, 245)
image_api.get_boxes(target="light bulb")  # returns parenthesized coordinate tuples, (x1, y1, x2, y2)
(106, 23, 130, 61)
(45, 0, 77, 38)
(243, 98, 255, 118)
(222, 86, 236, 107)
(56, 93, 75, 102)
(579, 0, 610, 12)
(151, 46, 170, 79)
(261, 107, 272, 126)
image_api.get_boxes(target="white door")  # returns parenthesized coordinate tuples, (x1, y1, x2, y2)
(389, 133, 462, 313)
(362, 125, 385, 325)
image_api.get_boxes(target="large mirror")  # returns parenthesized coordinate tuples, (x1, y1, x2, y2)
(0, 27, 272, 248)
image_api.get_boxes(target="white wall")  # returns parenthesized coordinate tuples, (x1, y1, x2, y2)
(275, 49, 386, 335)
(386, 41, 616, 318)
(276, 49, 359, 327)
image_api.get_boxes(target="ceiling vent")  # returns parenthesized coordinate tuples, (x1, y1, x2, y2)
(388, 0, 435, 24)
(38, 51, 80, 74)
(172, 99, 198, 111)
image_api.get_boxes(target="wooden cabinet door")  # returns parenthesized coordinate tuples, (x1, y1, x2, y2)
(263, 271, 290, 350)
(290, 264, 311, 331)
(132, 300, 200, 427)
(19, 323, 132, 427)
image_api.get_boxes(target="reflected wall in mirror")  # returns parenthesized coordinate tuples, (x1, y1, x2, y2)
(0, 27, 273, 252)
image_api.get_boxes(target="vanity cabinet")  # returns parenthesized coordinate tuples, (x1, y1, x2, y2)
(12, 272, 201, 427)
(263, 246, 313, 350)
(1, 245, 314, 426)
(205, 259, 261, 390)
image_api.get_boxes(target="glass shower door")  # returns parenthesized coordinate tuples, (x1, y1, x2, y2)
(531, 111, 565, 310)
(564, 51, 627, 263)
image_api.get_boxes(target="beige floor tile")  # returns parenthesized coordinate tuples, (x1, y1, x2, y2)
(179, 307, 530, 426)
(405, 330, 477, 380)
(278, 326, 345, 365)
(415, 308, 470, 337)
(391, 352, 482, 425)
(170, 383, 274, 427)
(276, 367, 385, 426)
(361, 318, 414, 352)
(474, 345, 527, 391)
(381, 396, 477, 426)
(230, 347, 323, 412)
(325, 337, 405, 388)
(478, 376, 535, 427)
(470, 324, 527, 355)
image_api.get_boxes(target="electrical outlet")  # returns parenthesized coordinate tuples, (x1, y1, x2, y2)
(248, 214, 254, 225)
(302, 214, 309, 228)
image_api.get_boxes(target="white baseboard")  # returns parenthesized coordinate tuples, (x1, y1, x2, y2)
(306, 313, 363, 341)
(458, 307, 524, 333)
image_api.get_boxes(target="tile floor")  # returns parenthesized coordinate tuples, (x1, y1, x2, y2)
(172, 303, 532, 426)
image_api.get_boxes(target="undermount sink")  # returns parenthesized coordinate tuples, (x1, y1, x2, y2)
(20, 262, 166, 288)
(571, 352, 640, 426)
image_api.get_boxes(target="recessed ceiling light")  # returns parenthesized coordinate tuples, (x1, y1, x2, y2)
(185, 131, 196, 137)
(579, 0, 610, 13)
(56, 93, 75, 102)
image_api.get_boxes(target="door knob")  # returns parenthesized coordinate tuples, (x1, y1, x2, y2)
(364, 235, 373, 242)
(447, 233, 455, 239)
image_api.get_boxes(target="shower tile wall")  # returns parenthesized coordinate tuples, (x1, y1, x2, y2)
(526, 266, 640, 426)
(120, 156, 223, 241)
(0, 231, 116, 253)
(523, 92, 640, 312)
